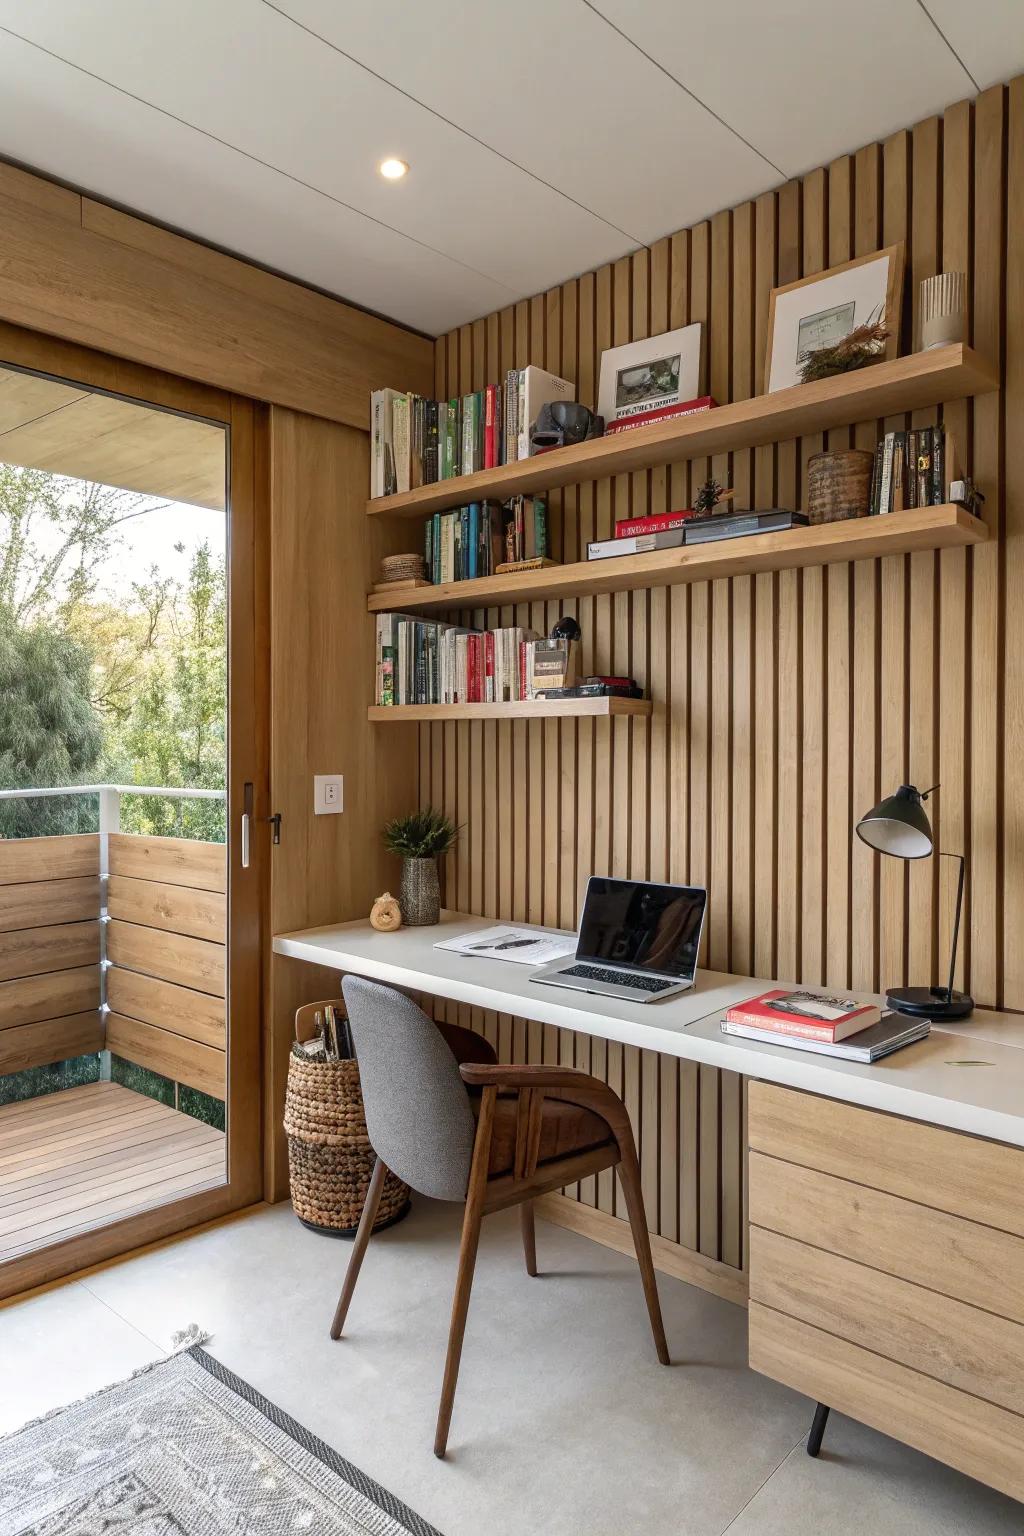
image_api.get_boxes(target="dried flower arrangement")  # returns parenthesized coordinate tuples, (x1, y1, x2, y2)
(693, 478, 736, 516)
(798, 320, 890, 385)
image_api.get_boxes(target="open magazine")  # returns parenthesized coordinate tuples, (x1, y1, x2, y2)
(434, 926, 577, 966)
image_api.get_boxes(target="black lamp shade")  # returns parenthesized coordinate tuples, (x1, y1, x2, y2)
(855, 784, 933, 860)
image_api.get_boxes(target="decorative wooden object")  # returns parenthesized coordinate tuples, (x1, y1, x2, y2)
(369, 892, 402, 931)
(806, 448, 874, 523)
(368, 696, 653, 722)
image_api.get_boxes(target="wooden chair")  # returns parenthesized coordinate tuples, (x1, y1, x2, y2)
(331, 975, 670, 1458)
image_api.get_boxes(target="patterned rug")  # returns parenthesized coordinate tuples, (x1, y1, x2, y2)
(1, 1344, 443, 1536)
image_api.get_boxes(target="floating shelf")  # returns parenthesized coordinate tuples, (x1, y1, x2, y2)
(366, 345, 995, 520)
(368, 696, 653, 723)
(367, 505, 985, 613)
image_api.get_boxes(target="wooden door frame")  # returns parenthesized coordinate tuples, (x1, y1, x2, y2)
(0, 321, 268, 1300)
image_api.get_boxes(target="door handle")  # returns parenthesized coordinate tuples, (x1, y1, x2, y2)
(241, 782, 254, 869)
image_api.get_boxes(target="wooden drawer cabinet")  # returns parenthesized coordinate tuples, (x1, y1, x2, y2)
(748, 1082, 1024, 1503)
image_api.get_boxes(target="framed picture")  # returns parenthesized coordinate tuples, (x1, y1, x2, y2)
(764, 245, 904, 393)
(598, 323, 703, 424)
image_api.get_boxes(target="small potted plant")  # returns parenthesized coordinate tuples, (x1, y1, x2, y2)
(383, 807, 459, 926)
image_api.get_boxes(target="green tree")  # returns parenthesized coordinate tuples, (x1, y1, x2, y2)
(106, 542, 227, 842)
(0, 611, 103, 837)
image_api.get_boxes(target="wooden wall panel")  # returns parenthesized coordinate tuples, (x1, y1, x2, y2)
(421, 82, 1019, 1288)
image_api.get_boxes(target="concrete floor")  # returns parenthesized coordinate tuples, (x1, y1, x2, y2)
(1, 1200, 1020, 1536)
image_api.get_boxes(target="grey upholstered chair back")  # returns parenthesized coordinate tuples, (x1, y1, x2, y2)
(341, 975, 477, 1201)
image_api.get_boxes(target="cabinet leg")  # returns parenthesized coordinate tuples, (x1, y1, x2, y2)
(806, 1402, 830, 1458)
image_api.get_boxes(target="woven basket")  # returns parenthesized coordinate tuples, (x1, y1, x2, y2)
(284, 1045, 409, 1237)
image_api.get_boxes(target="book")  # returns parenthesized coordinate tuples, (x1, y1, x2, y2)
(683, 510, 808, 544)
(588, 529, 686, 560)
(724, 989, 881, 1043)
(516, 366, 574, 459)
(603, 395, 717, 436)
(721, 1013, 930, 1062)
(615, 512, 694, 538)
(484, 384, 501, 469)
(494, 556, 559, 574)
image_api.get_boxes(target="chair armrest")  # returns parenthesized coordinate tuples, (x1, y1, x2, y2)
(459, 1062, 589, 1089)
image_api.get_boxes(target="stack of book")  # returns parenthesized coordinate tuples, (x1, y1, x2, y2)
(587, 508, 806, 560)
(870, 423, 951, 514)
(370, 366, 572, 496)
(720, 989, 930, 1062)
(604, 394, 717, 437)
(377, 615, 576, 706)
(424, 497, 548, 584)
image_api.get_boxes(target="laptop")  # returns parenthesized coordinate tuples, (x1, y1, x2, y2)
(530, 877, 707, 1003)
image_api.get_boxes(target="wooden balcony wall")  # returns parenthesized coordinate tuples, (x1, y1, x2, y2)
(105, 833, 227, 1100)
(0, 834, 103, 1076)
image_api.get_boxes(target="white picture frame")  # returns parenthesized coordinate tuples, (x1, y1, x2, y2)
(598, 323, 704, 424)
(764, 245, 904, 393)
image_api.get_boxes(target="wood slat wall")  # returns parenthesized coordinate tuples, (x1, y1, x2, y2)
(0, 835, 102, 1076)
(421, 81, 1023, 1285)
(106, 835, 227, 1098)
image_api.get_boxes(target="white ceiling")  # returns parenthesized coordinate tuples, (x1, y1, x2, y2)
(0, 1, 1020, 337)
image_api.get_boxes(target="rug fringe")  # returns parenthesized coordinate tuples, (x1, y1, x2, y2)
(0, 1323, 211, 1443)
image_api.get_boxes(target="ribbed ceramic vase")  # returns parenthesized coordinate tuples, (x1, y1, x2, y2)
(919, 271, 966, 350)
(400, 856, 440, 926)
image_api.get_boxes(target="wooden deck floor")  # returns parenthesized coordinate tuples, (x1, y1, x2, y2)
(0, 1081, 225, 1263)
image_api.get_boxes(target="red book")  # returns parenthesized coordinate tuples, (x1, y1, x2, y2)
(615, 511, 695, 538)
(605, 395, 717, 436)
(724, 989, 880, 1043)
(484, 385, 498, 469)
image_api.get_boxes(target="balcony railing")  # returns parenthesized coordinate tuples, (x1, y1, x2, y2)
(0, 786, 227, 1102)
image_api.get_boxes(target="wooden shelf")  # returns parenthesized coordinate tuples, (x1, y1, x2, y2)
(366, 345, 995, 519)
(368, 696, 653, 723)
(367, 505, 985, 613)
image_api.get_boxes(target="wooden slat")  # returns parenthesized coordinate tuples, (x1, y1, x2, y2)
(108, 834, 226, 893)
(750, 1225, 1024, 1414)
(0, 1011, 103, 1074)
(749, 1082, 1024, 1238)
(0, 965, 99, 1030)
(749, 1303, 1024, 1505)
(749, 1151, 1024, 1325)
(105, 1013, 226, 1097)
(105, 966, 225, 1049)
(107, 919, 225, 997)
(0, 875, 100, 933)
(0, 921, 100, 982)
(0, 834, 98, 885)
(420, 82, 1020, 1287)
(106, 875, 225, 944)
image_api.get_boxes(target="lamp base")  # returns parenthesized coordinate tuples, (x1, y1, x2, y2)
(885, 985, 974, 1021)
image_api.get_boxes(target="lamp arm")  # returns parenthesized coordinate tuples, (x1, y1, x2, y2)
(939, 851, 966, 1001)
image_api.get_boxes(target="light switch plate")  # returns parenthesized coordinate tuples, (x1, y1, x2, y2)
(313, 774, 343, 815)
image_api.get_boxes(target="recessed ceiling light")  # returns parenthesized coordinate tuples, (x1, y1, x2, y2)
(379, 158, 408, 181)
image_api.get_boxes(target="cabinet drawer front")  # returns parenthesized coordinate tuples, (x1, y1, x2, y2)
(749, 1151, 1024, 1324)
(748, 1080, 1024, 1237)
(749, 1303, 1024, 1505)
(750, 1226, 1024, 1416)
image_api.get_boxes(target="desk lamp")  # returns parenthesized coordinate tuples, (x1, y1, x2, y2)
(855, 784, 973, 1020)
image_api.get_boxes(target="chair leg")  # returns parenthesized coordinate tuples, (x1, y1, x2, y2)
(616, 1144, 670, 1365)
(434, 1086, 495, 1459)
(520, 1199, 538, 1276)
(330, 1156, 387, 1340)
(807, 1402, 830, 1458)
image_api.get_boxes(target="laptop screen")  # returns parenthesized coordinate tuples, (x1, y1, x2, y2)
(576, 878, 707, 979)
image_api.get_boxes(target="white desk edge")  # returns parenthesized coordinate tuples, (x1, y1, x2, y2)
(274, 912, 1024, 1150)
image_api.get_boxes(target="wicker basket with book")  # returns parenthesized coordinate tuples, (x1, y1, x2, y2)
(284, 1001, 410, 1237)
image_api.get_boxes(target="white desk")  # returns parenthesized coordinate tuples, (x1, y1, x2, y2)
(274, 910, 1024, 1149)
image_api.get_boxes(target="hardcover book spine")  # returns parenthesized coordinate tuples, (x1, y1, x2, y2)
(484, 384, 498, 469)
(932, 424, 944, 504)
(877, 431, 895, 514)
(723, 1011, 839, 1043)
(614, 513, 690, 538)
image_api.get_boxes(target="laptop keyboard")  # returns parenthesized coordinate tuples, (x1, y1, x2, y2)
(560, 964, 675, 994)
